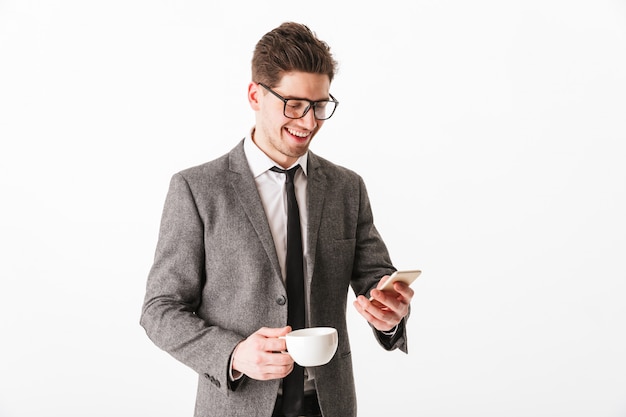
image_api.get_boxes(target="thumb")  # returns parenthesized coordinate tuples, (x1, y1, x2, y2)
(255, 326, 292, 338)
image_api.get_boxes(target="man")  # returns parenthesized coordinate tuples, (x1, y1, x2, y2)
(140, 22, 414, 417)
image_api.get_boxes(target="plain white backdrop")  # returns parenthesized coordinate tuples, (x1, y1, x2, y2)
(1, 1, 625, 416)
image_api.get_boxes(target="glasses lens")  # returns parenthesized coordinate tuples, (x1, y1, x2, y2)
(313, 100, 337, 120)
(284, 99, 311, 119)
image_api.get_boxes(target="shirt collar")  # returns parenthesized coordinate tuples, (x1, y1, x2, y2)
(244, 128, 309, 178)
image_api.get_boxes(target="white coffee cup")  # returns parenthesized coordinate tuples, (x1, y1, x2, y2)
(282, 327, 338, 367)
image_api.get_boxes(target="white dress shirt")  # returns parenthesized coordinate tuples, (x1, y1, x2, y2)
(243, 133, 309, 287)
(233, 132, 317, 391)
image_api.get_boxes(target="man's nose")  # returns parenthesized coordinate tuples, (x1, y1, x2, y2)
(300, 108, 318, 130)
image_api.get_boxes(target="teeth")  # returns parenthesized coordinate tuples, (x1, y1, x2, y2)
(287, 128, 309, 138)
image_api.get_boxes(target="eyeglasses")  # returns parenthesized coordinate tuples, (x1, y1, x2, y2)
(258, 82, 339, 120)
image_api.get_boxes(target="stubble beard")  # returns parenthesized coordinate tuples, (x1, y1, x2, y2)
(267, 126, 312, 161)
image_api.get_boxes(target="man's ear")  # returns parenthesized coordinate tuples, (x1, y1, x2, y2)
(248, 82, 261, 111)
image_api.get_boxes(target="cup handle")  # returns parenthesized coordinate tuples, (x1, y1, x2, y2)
(278, 336, 288, 353)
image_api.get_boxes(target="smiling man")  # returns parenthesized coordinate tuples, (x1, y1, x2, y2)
(250, 72, 331, 168)
(140, 22, 413, 417)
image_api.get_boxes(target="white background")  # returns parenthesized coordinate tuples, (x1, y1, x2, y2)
(1, 1, 625, 416)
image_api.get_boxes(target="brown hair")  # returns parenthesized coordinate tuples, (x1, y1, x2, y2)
(251, 22, 338, 87)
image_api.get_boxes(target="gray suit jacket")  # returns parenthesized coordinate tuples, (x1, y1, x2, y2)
(140, 140, 408, 417)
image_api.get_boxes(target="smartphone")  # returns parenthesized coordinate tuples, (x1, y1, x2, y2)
(369, 269, 421, 300)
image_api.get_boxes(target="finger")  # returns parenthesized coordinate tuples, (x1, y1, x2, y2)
(264, 336, 288, 353)
(355, 296, 400, 327)
(255, 326, 292, 338)
(370, 290, 409, 318)
(258, 353, 294, 379)
(248, 360, 294, 380)
(373, 290, 410, 320)
(391, 282, 415, 301)
(376, 275, 391, 289)
(369, 276, 391, 301)
(370, 289, 399, 310)
(353, 299, 397, 331)
(371, 282, 413, 312)
(262, 351, 294, 366)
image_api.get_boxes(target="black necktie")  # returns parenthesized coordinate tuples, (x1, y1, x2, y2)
(271, 165, 305, 417)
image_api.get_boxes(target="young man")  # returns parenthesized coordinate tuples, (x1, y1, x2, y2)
(141, 22, 414, 417)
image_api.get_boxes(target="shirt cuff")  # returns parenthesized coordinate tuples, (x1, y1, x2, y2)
(229, 344, 244, 382)
(380, 324, 399, 337)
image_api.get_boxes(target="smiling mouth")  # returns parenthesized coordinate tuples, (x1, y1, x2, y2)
(286, 127, 310, 138)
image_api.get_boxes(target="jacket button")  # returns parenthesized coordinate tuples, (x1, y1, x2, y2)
(276, 295, 287, 305)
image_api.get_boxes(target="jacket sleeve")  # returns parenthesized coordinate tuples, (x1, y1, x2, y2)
(350, 176, 410, 353)
(139, 173, 244, 394)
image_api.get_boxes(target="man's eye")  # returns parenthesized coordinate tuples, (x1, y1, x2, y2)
(287, 100, 306, 110)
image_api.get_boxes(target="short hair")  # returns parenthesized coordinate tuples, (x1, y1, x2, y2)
(251, 22, 338, 87)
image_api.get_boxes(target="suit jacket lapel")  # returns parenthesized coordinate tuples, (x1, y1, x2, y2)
(228, 140, 283, 282)
(305, 151, 328, 285)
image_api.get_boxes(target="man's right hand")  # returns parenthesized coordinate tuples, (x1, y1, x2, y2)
(232, 326, 294, 381)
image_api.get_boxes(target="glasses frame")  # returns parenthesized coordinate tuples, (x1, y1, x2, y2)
(257, 82, 339, 120)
